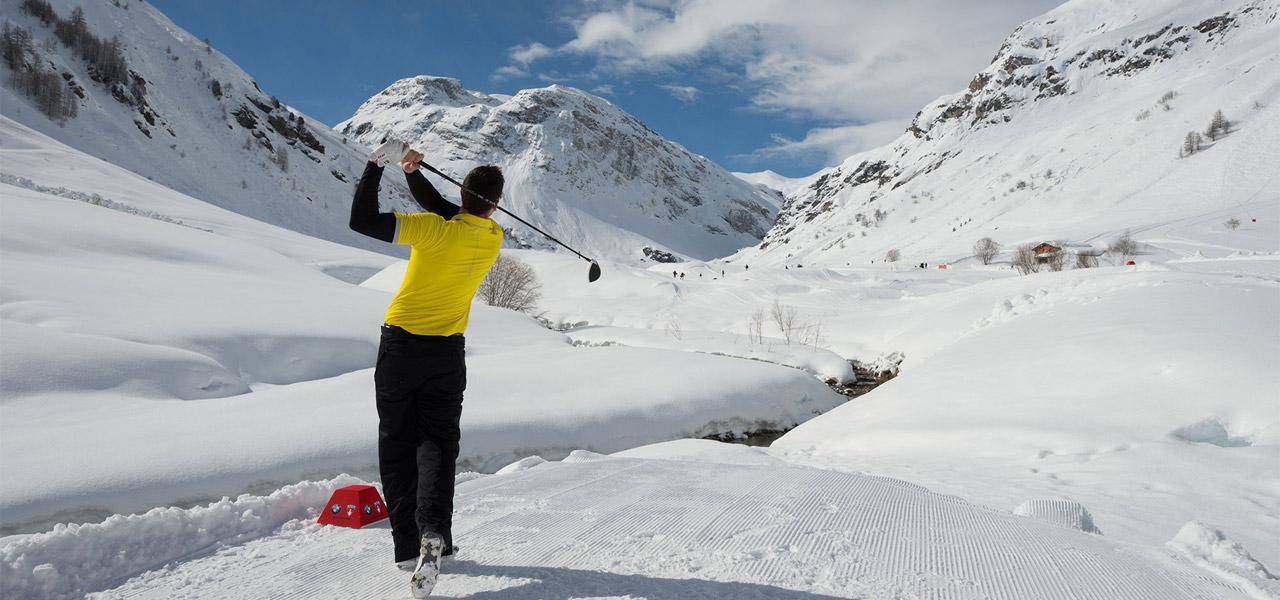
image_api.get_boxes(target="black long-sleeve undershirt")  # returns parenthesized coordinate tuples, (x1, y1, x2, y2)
(405, 169, 460, 220)
(349, 162, 460, 243)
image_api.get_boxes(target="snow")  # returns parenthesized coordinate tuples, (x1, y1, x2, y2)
(731, 169, 813, 198)
(337, 76, 779, 263)
(1, 0, 1277, 597)
(563, 325, 855, 383)
(0, 475, 367, 600)
(13, 451, 1268, 599)
(1167, 521, 1280, 599)
(0, 117, 842, 531)
(736, 0, 1280, 268)
(0, 0, 422, 256)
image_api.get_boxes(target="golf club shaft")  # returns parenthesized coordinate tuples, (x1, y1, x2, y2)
(415, 160, 595, 264)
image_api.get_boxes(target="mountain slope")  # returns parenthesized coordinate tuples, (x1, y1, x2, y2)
(337, 76, 778, 263)
(735, 0, 1280, 266)
(0, 0, 418, 254)
(732, 169, 812, 207)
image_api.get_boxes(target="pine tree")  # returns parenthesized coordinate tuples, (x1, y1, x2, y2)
(69, 7, 87, 48)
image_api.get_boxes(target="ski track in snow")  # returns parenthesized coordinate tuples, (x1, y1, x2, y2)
(86, 456, 1260, 600)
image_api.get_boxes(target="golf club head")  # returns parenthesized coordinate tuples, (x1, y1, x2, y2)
(588, 261, 602, 283)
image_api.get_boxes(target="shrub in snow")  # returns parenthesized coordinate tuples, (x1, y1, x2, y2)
(885, 248, 900, 262)
(1225, 217, 1241, 230)
(748, 309, 766, 345)
(1107, 231, 1138, 261)
(1075, 252, 1099, 268)
(973, 237, 1001, 265)
(1012, 244, 1040, 275)
(478, 254, 541, 313)
(1045, 248, 1069, 272)
(770, 298, 800, 344)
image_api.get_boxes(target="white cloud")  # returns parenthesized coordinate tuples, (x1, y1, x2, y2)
(509, 42, 554, 65)
(492, 65, 529, 80)
(659, 84, 700, 103)
(591, 84, 616, 96)
(741, 120, 910, 165)
(528, 0, 1060, 122)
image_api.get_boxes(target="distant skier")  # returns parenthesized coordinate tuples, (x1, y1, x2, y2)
(349, 138, 504, 598)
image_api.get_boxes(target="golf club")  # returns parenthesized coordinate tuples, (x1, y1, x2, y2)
(414, 159, 602, 283)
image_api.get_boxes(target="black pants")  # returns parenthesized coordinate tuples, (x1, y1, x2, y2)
(375, 324, 466, 563)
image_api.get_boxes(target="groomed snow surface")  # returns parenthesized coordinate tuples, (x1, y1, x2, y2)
(5, 445, 1275, 599)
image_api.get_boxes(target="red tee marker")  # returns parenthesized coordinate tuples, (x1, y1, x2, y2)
(318, 485, 388, 528)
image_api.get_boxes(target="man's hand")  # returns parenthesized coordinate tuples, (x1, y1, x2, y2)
(369, 138, 410, 167)
(401, 149, 424, 174)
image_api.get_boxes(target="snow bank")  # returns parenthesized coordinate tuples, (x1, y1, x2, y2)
(1012, 499, 1101, 534)
(88, 452, 1262, 599)
(774, 266, 1280, 567)
(0, 475, 366, 600)
(564, 325, 855, 383)
(1167, 521, 1280, 600)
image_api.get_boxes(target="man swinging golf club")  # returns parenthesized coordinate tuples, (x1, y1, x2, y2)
(349, 137, 503, 598)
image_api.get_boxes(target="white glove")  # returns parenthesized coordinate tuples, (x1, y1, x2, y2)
(369, 138, 410, 167)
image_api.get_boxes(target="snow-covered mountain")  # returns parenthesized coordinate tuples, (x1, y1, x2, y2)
(0, 0, 418, 255)
(337, 76, 779, 263)
(731, 169, 811, 207)
(735, 0, 1280, 266)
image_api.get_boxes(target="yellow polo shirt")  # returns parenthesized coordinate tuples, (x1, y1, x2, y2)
(384, 211, 502, 336)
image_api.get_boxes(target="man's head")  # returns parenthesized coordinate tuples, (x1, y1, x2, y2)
(461, 165, 503, 217)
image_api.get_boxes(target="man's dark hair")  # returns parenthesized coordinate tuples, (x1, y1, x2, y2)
(461, 165, 503, 215)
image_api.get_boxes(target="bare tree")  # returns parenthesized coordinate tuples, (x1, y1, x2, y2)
(1182, 130, 1203, 156)
(478, 255, 541, 313)
(1075, 253, 1099, 269)
(770, 298, 800, 344)
(1225, 217, 1241, 230)
(973, 237, 1001, 265)
(665, 313, 683, 341)
(799, 316, 825, 348)
(747, 309, 765, 345)
(1206, 110, 1231, 141)
(1108, 231, 1138, 261)
(1046, 248, 1069, 272)
(1013, 244, 1040, 275)
(884, 248, 900, 263)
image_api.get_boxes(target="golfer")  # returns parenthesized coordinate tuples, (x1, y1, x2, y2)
(349, 138, 503, 597)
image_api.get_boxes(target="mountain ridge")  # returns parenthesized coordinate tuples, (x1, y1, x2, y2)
(735, 0, 1280, 266)
(338, 75, 780, 263)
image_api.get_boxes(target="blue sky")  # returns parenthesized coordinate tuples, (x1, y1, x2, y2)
(151, 0, 1059, 178)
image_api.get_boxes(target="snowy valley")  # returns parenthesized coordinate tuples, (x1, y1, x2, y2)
(1, 0, 1278, 599)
